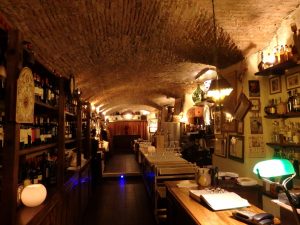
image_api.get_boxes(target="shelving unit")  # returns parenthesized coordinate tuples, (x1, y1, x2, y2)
(0, 30, 92, 225)
(266, 142, 300, 149)
(264, 112, 300, 119)
(255, 60, 298, 76)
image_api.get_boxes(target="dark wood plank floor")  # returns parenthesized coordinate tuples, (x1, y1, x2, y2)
(103, 153, 141, 176)
(82, 153, 156, 225)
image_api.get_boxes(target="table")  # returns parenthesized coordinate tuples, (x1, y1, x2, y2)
(165, 181, 281, 225)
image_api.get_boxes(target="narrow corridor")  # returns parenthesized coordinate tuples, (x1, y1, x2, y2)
(82, 152, 156, 225)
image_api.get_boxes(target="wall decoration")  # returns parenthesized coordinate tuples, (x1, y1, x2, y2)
(222, 117, 236, 133)
(237, 121, 244, 134)
(269, 76, 281, 94)
(249, 98, 260, 112)
(248, 135, 266, 158)
(286, 72, 300, 90)
(228, 135, 244, 163)
(214, 138, 227, 158)
(234, 93, 252, 121)
(250, 117, 263, 134)
(248, 80, 260, 97)
(16, 67, 34, 123)
(213, 111, 222, 134)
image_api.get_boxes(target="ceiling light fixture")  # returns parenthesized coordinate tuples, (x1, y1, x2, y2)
(206, 0, 233, 103)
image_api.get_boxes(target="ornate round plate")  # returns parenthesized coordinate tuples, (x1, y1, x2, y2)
(16, 67, 34, 123)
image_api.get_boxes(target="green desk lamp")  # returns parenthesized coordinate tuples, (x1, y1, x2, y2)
(253, 159, 300, 225)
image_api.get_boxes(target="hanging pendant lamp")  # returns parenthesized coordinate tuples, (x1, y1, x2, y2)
(206, 0, 233, 102)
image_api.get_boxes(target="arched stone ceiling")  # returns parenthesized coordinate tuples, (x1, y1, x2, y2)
(0, 0, 298, 113)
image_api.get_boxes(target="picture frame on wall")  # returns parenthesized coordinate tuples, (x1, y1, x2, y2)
(214, 138, 227, 158)
(234, 93, 252, 121)
(249, 98, 260, 112)
(269, 76, 281, 94)
(286, 73, 300, 90)
(222, 119, 236, 133)
(248, 80, 260, 97)
(228, 135, 244, 163)
(237, 121, 244, 134)
(250, 117, 263, 134)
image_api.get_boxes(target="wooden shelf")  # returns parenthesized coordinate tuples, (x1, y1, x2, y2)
(255, 60, 298, 76)
(65, 111, 76, 119)
(19, 143, 58, 156)
(266, 142, 300, 149)
(265, 112, 300, 119)
(65, 138, 76, 144)
(35, 101, 59, 111)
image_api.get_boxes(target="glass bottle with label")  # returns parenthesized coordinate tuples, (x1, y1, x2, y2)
(287, 91, 294, 112)
(293, 89, 300, 112)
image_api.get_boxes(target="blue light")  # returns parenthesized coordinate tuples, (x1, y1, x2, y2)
(120, 175, 124, 179)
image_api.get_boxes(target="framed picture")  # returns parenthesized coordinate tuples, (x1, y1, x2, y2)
(213, 111, 222, 134)
(222, 117, 236, 133)
(228, 135, 244, 163)
(248, 135, 266, 158)
(249, 98, 260, 112)
(286, 73, 300, 90)
(248, 80, 260, 97)
(250, 117, 263, 134)
(269, 76, 281, 94)
(214, 138, 227, 158)
(237, 121, 244, 134)
(234, 93, 252, 121)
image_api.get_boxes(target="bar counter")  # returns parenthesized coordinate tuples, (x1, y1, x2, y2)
(165, 180, 281, 225)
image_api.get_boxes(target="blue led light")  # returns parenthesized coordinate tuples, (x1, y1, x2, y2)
(120, 175, 124, 179)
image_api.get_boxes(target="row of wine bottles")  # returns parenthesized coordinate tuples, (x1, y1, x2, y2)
(65, 121, 77, 139)
(20, 116, 58, 149)
(65, 97, 78, 115)
(19, 150, 57, 187)
(34, 72, 59, 107)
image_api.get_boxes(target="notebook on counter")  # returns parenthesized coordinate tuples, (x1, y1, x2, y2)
(189, 189, 250, 211)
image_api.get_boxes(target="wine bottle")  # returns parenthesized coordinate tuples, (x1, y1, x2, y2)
(0, 73, 5, 99)
(287, 91, 294, 113)
(293, 89, 300, 112)
(0, 112, 4, 149)
(20, 124, 26, 149)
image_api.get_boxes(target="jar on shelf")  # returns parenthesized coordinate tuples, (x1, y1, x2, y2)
(276, 98, 287, 115)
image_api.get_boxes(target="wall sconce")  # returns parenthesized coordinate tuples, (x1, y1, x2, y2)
(21, 184, 47, 207)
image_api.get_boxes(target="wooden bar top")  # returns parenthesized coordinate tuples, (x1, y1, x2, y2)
(165, 180, 281, 225)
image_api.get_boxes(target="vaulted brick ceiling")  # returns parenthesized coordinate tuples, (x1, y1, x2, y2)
(0, 0, 298, 114)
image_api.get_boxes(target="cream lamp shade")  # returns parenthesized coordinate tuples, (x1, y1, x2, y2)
(21, 184, 47, 207)
(206, 75, 233, 101)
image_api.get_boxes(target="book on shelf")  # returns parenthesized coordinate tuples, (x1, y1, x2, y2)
(189, 189, 250, 211)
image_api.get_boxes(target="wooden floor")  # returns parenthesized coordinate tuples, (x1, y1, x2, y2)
(103, 152, 141, 177)
(82, 152, 156, 225)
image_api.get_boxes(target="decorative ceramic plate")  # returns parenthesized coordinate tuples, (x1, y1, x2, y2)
(16, 67, 34, 123)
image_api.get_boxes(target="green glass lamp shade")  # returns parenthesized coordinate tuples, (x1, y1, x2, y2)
(253, 159, 295, 178)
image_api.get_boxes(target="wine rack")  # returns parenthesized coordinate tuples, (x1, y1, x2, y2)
(0, 30, 92, 225)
